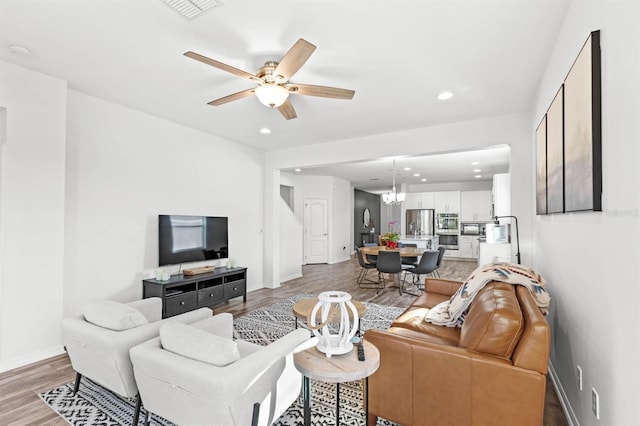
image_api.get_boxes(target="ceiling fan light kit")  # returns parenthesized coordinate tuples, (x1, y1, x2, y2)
(255, 84, 289, 108)
(184, 38, 355, 119)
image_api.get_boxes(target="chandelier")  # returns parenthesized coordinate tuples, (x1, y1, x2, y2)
(382, 159, 406, 205)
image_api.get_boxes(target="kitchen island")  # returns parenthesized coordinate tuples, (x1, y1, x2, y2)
(398, 235, 438, 249)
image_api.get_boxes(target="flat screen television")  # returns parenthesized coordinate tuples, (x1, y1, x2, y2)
(158, 215, 228, 266)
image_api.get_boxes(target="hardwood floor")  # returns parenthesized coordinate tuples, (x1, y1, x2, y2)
(0, 256, 568, 426)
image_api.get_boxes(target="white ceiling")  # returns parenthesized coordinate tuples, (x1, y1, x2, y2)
(0, 0, 569, 187)
(288, 145, 511, 193)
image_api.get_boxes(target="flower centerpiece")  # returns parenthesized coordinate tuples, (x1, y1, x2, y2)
(383, 220, 400, 248)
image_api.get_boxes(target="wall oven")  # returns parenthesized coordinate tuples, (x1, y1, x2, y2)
(436, 213, 459, 233)
(437, 233, 459, 250)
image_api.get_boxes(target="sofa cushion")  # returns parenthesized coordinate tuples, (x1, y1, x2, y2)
(459, 282, 524, 359)
(392, 307, 461, 345)
(160, 321, 240, 367)
(83, 300, 149, 331)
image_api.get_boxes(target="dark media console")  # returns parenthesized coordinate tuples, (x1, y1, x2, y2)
(142, 267, 247, 318)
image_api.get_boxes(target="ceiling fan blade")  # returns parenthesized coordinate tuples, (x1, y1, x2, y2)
(207, 88, 256, 106)
(184, 51, 261, 82)
(274, 39, 317, 81)
(286, 83, 355, 100)
(278, 99, 297, 120)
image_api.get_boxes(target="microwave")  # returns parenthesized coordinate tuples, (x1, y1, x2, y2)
(461, 223, 483, 236)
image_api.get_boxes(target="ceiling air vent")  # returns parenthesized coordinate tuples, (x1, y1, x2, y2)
(164, 0, 222, 19)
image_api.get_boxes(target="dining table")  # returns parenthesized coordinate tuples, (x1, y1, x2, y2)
(360, 245, 432, 258)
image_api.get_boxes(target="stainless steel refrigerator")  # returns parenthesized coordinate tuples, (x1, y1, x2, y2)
(405, 209, 435, 236)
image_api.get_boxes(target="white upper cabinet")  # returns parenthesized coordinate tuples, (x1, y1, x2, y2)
(403, 193, 422, 210)
(435, 191, 460, 214)
(403, 192, 435, 210)
(492, 173, 511, 217)
(461, 190, 492, 222)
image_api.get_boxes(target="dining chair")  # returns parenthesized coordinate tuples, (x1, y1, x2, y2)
(398, 242, 418, 267)
(405, 250, 440, 288)
(355, 247, 382, 292)
(433, 246, 447, 278)
(376, 250, 405, 295)
(364, 242, 378, 264)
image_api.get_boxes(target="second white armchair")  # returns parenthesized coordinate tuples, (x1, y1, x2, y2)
(130, 313, 311, 426)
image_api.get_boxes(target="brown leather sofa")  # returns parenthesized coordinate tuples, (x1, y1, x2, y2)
(364, 278, 550, 426)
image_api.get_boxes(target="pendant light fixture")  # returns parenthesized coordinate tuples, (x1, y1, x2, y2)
(382, 159, 406, 205)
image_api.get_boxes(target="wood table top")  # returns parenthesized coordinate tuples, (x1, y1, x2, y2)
(293, 340, 380, 383)
(360, 245, 436, 257)
(293, 298, 366, 322)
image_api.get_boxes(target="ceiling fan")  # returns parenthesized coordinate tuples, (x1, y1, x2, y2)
(184, 38, 355, 120)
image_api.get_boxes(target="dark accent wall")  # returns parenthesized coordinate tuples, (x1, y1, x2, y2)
(354, 189, 380, 248)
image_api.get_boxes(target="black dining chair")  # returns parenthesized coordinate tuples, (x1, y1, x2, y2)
(398, 242, 418, 267)
(355, 247, 382, 292)
(433, 246, 446, 278)
(376, 250, 406, 295)
(363, 242, 379, 264)
(405, 250, 440, 288)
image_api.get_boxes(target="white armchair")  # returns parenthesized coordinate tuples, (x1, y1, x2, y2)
(61, 297, 212, 425)
(129, 313, 311, 426)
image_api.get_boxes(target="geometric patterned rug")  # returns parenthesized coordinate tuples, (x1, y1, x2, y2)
(39, 294, 404, 425)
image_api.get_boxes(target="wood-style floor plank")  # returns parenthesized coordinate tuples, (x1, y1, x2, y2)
(0, 256, 567, 425)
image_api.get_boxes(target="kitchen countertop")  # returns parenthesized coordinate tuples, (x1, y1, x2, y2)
(399, 235, 436, 240)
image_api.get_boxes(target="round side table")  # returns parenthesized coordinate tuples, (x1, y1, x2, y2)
(293, 341, 380, 426)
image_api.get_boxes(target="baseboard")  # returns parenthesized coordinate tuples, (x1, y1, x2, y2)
(548, 361, 579, 426)
(280, 272, 302, 283)
(0, 345, 65, 373)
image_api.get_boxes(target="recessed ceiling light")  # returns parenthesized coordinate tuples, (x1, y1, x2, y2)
(421, 178, 427, 182)
(404, 167, 411, 171)
(413, 173, 420, 177)
(294, 168, 302, 172)
(475, 175, 482, 179)
(471, 161, 480, 165)
(259, 127, 271, 134)
(8, 44, 31, 55)
(473, 169, 482, 173)
(437, 91, 454, 101)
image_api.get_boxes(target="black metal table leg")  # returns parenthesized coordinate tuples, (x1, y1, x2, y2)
(365, 377, 369, 417)
(303, 376, 311, 426)
(336, 382, 340, 425)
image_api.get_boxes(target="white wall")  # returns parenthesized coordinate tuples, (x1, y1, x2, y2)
(64, 90, 265, 316)
(279, 198, 302, 282)
(278, 173, 352, 268)
(0, 61, 67, 370)
(264, 113, 533, 285)
(531, 2, 640, 425)
(330, 176, 352, 264)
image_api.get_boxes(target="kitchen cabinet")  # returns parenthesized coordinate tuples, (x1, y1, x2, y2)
(461, 190, 492, 222)
(459, 235, 481, 259)
(492, 173, 511, 217)
(459, 236, 473, 258)
(403, 192, 434, 210)
(435, 191, 460, 214)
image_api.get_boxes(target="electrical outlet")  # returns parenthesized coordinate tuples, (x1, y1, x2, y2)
(577, 365, 583, 391)
(592, 388, 600, 420)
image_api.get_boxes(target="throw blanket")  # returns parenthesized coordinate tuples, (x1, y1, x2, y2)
(424, 263, 551, 328)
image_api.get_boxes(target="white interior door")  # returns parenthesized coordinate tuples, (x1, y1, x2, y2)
(304, 198, 328, 264)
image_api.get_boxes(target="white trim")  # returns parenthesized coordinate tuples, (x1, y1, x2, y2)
(548, 361, 579, 426)
(279, 272, 302, 283)
(0, 345, 65, 373)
